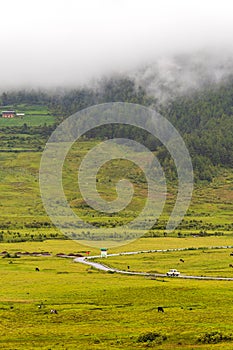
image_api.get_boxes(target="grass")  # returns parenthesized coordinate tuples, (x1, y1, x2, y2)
(0, 124, 232, 348)
(0, 140, 232, 240)
(95, 246, 233, 277)
(0, 104, 55, 126)
(0, 114, 55, 127)
(0, 240, 233, 349)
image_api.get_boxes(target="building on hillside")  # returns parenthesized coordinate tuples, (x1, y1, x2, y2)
(16, 113, 25, 117)
(1, 110, 16, 118)
(100, 248, 108, 258)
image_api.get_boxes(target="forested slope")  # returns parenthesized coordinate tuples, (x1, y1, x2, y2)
(0, 76, 232, 182)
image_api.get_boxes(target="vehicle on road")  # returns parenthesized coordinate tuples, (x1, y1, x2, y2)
(166, 269, 180, 277)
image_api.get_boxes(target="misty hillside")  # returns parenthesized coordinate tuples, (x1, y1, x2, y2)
(131, 52, 233, 103)
(0, 72, 233, 182)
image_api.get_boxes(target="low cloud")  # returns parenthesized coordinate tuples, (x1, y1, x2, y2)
(1, 0, 233, 92)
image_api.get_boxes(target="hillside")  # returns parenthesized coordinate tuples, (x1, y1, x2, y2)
(0, 78, 232, 242)
(0, 139, 232, 243)
(1, 77, 233, 182)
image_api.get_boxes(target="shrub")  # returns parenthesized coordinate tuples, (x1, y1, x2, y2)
(2, 252, 20, 258)
(137, 331, 167, 343)
(2, 252, 11, 258)
(197, 331, 233, 344)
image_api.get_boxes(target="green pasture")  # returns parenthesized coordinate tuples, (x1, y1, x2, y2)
(95, 247, 233, 278)
(117, 236, 233, 253)
(0, 141, 232, 240)
(0, 239, 233, 349)
(0, 104, 55, 126)
(0, 136, 232, 348)
(0, 114, 55, 127)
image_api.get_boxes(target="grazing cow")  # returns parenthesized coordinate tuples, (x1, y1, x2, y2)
(50, 309, 58, 314)
(180, 259, 184, 263)
(229, 264, 233, 268)
(35, 267, 40, 272)
(127, 265, 130, 270)
(158, 306, 164, 313)
(230, 253, 233, 256)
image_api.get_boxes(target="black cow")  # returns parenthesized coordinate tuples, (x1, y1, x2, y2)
(158, 306, 164, 313)
(180, 259, 184, 263)
(35, 267, 40, 272)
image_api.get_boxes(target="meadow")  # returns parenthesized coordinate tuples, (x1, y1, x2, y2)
(0, 140, 232, 241)
(95, 244, 233, 278)
(1, 239, 233, 349)
(0, 121, 232, 348)
(0, 105, 56, 127)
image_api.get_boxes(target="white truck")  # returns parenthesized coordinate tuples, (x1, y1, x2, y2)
(166, 269, 180, 277)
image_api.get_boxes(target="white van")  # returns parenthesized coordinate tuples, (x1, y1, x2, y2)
(166, 269, 180, 277)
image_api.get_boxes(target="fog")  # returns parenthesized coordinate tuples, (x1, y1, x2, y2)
(1, 0, 233, 93)
(131, 50, 233, 102)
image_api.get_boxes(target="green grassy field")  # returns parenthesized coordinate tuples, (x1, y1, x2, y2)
(0, 122, 232, 348)
(0, 105, 56, 127)
(0, 239, 233, 349)
(95, 246, 233, 277)
(0, 140, 232, 240)
(0, 114, 55, 127)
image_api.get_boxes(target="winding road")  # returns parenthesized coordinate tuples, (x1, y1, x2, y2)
(74, 246, 233, 281)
